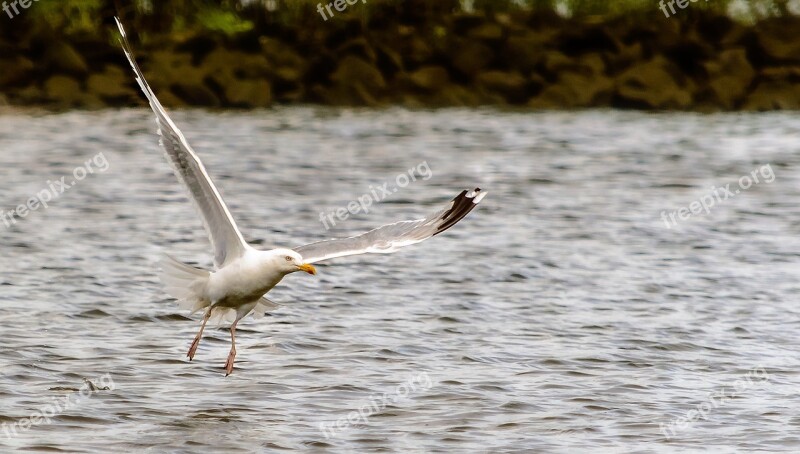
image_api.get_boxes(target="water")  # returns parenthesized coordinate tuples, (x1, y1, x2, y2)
(0, 107, 799, 452)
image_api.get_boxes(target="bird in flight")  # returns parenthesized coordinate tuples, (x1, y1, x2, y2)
(115, 18, 486, 375)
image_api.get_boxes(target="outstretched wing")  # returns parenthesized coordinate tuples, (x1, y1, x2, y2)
(116, 18, 250, 268)
(294, 188, 485, 264)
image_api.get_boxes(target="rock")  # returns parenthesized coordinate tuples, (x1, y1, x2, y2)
(44, 42, 89, 76)
(755, 19, 800, 63)
(760, 66, 800, 82)
(742, 80, 800, 110)
(172, 82, 220, 107)
(202, 48, 270, 90)
(337, 37, 376, 63)
(451, 39, 494, 78)
(313, 81, 381, 106)
(504, 34, 548, 73)
(469, 22, 504, 41)
(259, 36, 306, 70)
(146, 51, 202, 92)
(225, 79, 272, 107)
(375, 43, 404, 77)
(475, 70, 528, 103)
(432, 84, 482, 106)
(408, 66, 450, 91)
(0, 56, 34, 86)
(331, 55, 386, 92)
(702, 48, 755, 109)
(614, 56, 692, 109)
(87, 65, 136, 101)
(403, 35, 434, 65)
(15, 85, 46, 105)
(540, 51, 582, 77)
(528, 72, 613, 109)
(43, 75, 83, 107)
(146, 51, 220, 106)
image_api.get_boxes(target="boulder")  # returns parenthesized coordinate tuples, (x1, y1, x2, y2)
(87, 65, 137, 102)
(469, 22, 504, 41)
(504, 33, 549, 73)
(337, 37, 376, 63)
(225, 79, 272, 107)
(408, 66, 450, 91)
(742, 79, 800, 111)
(475, 70, 528, 103)
(201, 48, 270, 90)
(0, 56, 34, 86)
(528, 72, 613, 109)
(702, 48, 755, 109)
(43, 75, 83, 107)
(259, 36, 307, 70)
(331, 55, 386, 93)
(614, 56, 692, 109)
(44, 42, 89, 76)
(146, 51, 219, 106)
(755, 20, 800, 63)
(451, 39, 494, 78)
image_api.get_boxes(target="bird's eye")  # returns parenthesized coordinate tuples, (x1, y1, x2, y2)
(285, 256, 292, 262)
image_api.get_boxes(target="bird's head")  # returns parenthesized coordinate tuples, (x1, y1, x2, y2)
(273, 249, 316, 276)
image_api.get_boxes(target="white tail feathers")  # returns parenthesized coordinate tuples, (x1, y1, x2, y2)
(159, 255, 211, 314)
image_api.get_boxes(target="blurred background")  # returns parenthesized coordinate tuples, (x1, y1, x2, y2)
(1, 0, 800, 110)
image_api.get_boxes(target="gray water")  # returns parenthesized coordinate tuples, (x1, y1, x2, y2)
(1, 107, 799, 453)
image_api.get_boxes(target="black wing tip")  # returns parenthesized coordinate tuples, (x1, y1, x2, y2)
(435, 187, 486, 236)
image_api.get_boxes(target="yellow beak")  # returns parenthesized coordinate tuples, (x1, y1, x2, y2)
(297, 263, 317, 275)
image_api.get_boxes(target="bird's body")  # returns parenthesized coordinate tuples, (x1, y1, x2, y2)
(115, 18, 486, 375)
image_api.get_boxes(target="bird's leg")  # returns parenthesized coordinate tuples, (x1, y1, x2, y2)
(224, 320, 239, 376)
(187, 308, 211, 361)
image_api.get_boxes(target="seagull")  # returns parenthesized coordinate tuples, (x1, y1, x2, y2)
(115, 18, 487, 375)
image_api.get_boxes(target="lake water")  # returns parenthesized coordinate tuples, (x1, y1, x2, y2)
(0, 107, 799, 452)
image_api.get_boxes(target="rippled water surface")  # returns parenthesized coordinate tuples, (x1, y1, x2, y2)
(1, 107, 799, 453)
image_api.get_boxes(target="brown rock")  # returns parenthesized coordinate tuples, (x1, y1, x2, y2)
(433, 85, 482, 106)
(504, 35, 547, 74)
(259, 37, 306, 71)
(375, 43, 405, 76)
(203, 48, 270, 87)
(755, 20, 800, 63)
(44, 42, 89, 76)
(529, 72, 613, 109)
(475, 70, 528, 103)
(145, 51, 219, 106)
(87, 65, 136, 101)
(451, 40, 494, 78)
(408, 66, 450, 91)
(331, 55, 386, 92)
(615, 56, 692, 109)
(469, 23, 504, 41)
(0, 56, 34, 86)
(226, 79, 272, 107)
(337, 37, 376, 63)
(702, 48, 755, 109)
(742, 80, 800, 110)
(43, 75, 83, 107)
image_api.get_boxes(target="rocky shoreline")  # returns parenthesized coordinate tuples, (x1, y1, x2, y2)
(2, 9, 800, 110)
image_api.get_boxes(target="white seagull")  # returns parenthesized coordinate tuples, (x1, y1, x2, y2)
(115, 18, 487, 375)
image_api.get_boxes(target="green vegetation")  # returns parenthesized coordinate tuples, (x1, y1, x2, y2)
(10, 0, 799, 40)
